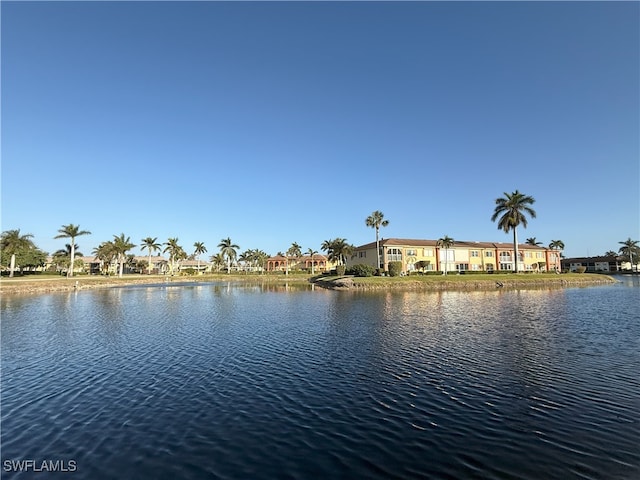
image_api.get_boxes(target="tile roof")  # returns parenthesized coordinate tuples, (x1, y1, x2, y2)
(354, 238, 550, 251)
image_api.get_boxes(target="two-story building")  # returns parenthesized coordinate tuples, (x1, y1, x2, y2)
(347, 238, 561, 273)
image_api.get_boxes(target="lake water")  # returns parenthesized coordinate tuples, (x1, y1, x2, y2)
(1, 277, 639, 479)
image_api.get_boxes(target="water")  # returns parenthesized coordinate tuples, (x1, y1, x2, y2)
(2, 278, 639, 479)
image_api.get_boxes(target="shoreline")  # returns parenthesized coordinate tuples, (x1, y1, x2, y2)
(0, 274, 311, 296)
(310, 273, 618, 291)
(0, 273, 618, 296)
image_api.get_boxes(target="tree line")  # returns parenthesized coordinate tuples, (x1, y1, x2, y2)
(2, 190, 638, 277)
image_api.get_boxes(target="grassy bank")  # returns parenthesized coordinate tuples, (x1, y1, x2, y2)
(0, 272, 618, 296)
(0, 273, 311, 296)
(311, 273, 617, 290)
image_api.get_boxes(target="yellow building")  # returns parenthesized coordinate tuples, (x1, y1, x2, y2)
(347, 238, 561, 273)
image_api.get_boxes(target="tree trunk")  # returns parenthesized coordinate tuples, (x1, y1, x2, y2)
(69, 242, 75, 277)
(375, 227, 380, 270)
(443, 249, 448, 275)
(9, 254, 16, 278)
(513, 228, 519, 273)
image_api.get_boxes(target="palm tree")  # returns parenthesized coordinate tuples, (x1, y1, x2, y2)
(163, 237, 185, 275)
(218, 237, 239, 274)
(193, 241, 207, 274)
(491, 190, 537, 273)
(112, 234, 136, 277)
(321, 238, 353, 266)
(285, 242, 303, 274)
(93, 241, 116, 275)
(306, 247, 318, 275)
(549, 239, 565, 251)
(209, 253, 225, 273)
(618, 237, 639, 272)
(1, 229, 35, 277)
(288, 242, 302, 258)
(140, 237, 161, 275)
(54, 224, 91, 277)
(53, 243, 84, 274)
(604, 250, 617, 257)
(437, 235, 454, 275)
(525, 237, 543, 246)
(366, 210, 389, 270)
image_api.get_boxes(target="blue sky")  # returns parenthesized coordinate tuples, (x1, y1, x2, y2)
(2, 1, 638, 259)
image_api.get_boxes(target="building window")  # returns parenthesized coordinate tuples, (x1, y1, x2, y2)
(456, 263, 469, 271)
(499, 252, 512, 261)
(359, 251, 366, 258)
(471, 250, 479, 257)
(525, 251, 532, 258)
(485, 251, 493, 257)
(536, 252, 544, 258)
(406, 249, 417, 256)
(387, 248, 402, 262)
(471, 264, 482, 271)
(500, 263, 511, 270)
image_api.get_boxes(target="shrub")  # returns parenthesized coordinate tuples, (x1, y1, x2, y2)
(388, 261, 402, 277)
(576, 266, 587, 274)
(347, 264, 375, 277)
(181, 268, 196, 276)
(335, 265, 346, 276)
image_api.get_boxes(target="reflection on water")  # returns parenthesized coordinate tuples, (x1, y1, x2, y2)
(1, 280, 638, 480)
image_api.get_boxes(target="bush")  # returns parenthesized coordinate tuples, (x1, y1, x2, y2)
(388, 261, 402, 277)
(347, 264, 375, 277)
(335, 265, 346, 276)
(181, 268, 196, 276)
(576, 266, 587, 274)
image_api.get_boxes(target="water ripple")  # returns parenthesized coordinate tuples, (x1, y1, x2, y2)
(1, 282, 639, 479)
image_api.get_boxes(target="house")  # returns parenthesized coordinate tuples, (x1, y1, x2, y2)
(265, 254, 331, 272)
(347, 238, 562, 273)
(177, 259, 211, 274)
(561, 256, 623, 273)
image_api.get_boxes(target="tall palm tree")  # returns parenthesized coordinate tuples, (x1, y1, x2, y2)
(366, 210, 389, 270)
(306, 247, 318, 275)
(218, 237, 239, 274)
(140, 237, 161, 275)
(54, 224, 91, 277)
(525, 237, 543, 246)
(437, 235, 454, 275)
(618, 237, 639, 272)
(491, 190, 537, 273)
(1, 229, 35, 277)
(604, 250, 617, 257)
(112, 234, 136, 277)
(163, 237, 185, 275)
(193, 241, 207, 273)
